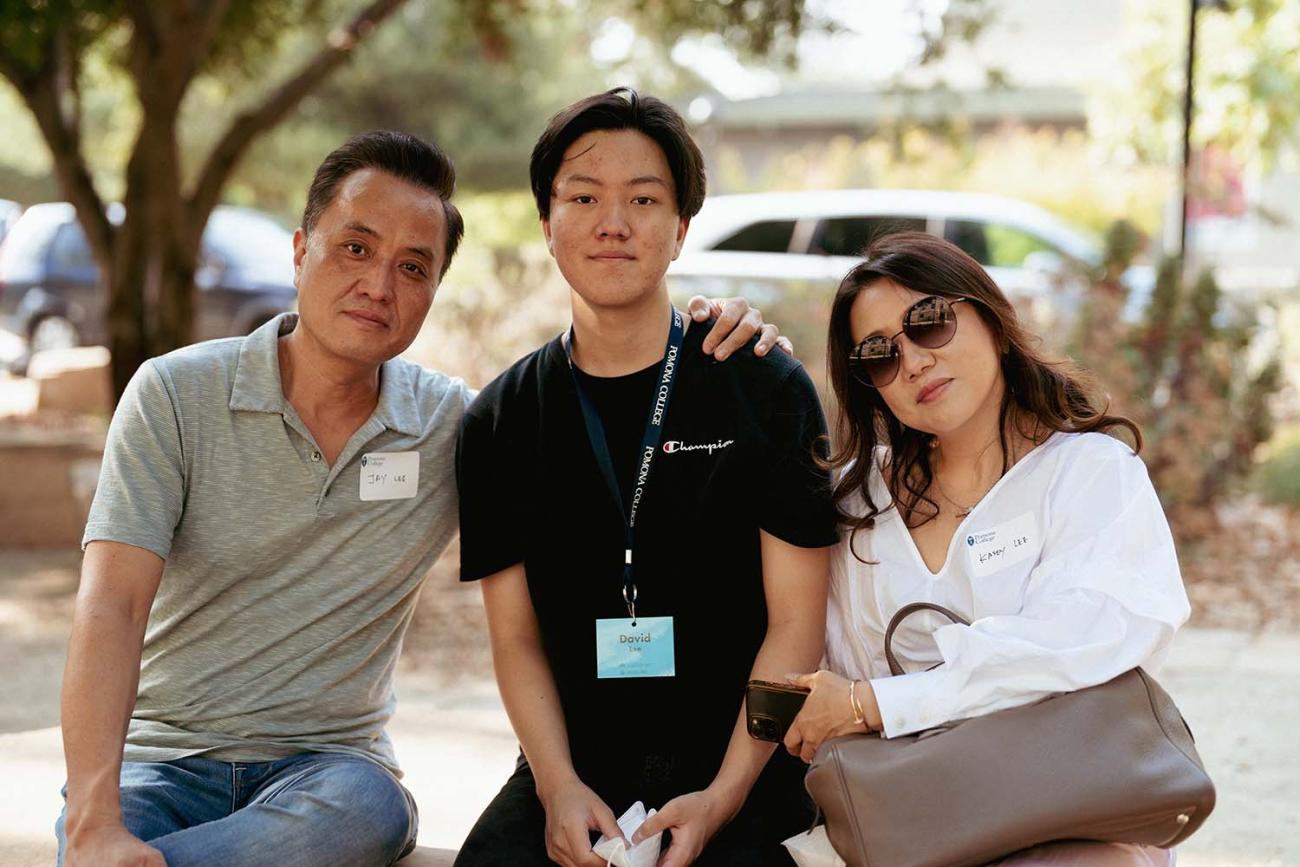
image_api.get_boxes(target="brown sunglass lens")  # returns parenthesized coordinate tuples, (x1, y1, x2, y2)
(851, 337, 900, 387)
(904, 297, 958, 348)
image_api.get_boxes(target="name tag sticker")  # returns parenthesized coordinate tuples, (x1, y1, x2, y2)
(595, 616, 675, 679)
(965, 511, 1039, 578)
(359, 451, 419, 501)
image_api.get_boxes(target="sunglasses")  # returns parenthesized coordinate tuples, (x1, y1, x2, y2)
(849, 295, 969, 388)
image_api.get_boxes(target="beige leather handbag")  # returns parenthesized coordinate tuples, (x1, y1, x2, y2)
(804, 603, 1216, 867)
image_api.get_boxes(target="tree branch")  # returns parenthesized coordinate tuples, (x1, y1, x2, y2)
(187, 0, 410, 228)
(184, 0, 235, 81)
(0, 22, 112, 266)
(122, 0, 165, 59)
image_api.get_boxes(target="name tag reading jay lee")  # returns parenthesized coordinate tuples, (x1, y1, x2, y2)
(359, 451, 419, 501)
(595, 617, 676, 679)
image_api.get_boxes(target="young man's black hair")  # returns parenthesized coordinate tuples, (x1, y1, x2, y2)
(528, 87, 707, 220)
(302, 130, 466, 277)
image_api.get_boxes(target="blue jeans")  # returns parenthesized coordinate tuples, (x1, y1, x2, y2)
(55, 752, 418, 866)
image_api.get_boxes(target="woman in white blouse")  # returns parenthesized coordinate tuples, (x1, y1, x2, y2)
(785, 232, 1190, 865)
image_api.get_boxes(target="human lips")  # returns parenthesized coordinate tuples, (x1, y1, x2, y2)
(916, 378, 953, 404)
(589, 250, 636, 261)
(343, 308, 390, 329)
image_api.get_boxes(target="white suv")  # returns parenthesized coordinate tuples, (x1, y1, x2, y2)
(0, 199, 20, 245)
(668, 189, 1137, 330)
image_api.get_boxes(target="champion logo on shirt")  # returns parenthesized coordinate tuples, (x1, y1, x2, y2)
(663, 438, 735, 456)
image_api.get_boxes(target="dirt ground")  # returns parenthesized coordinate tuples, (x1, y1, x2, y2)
(1177, 498, 1300, 633)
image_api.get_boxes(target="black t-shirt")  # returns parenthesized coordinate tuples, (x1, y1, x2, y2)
(456, 321, 837, 807)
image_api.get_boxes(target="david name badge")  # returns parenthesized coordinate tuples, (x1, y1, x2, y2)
(359, 451, 419, 501)
(595, 617, 675, 679)
(965, 511, 1039, 578)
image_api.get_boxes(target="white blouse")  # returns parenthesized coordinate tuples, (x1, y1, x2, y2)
(825, 432, 1190, 739)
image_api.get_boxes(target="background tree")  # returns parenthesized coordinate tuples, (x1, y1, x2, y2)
(0, 0, 415, 397)
(1091, 0, 1300, 206)
(0, 0, 820, 401)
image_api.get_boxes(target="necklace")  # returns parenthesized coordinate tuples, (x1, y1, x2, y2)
(931, 473, 979, 519)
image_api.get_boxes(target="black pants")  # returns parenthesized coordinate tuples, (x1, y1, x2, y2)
(455, 753, 811, 866)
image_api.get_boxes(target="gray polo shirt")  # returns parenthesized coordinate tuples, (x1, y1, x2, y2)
(83, 313, 472, 775)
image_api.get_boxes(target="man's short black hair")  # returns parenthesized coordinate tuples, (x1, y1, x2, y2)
(529, 88, 706, 221)
(302, 131, 465, 278)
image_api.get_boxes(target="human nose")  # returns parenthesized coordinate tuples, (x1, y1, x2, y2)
(355, 256, 397, 303)
(595, 201, 630, 239)
(897, 335, 935, 381)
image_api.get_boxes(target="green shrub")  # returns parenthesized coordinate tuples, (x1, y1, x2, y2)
(1255, 426, 1300, 507)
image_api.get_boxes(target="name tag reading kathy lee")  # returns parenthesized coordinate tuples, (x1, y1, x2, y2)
(965, 511, 1039, 578)
(359, 451, 419, 501)
(595, 617, 675, 679)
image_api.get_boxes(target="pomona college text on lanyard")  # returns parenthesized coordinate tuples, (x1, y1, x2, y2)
(564, 306, 683, 679)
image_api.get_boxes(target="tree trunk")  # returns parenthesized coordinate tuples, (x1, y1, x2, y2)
(107, 88, 187, 395)
(154, 235, 200, 358)
(105, 213, 150, 400)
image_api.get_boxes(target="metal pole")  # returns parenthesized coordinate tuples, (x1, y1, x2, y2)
(1179, 0, 1197, 265)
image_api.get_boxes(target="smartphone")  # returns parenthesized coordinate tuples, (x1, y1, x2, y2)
(745, 679, 810, 743)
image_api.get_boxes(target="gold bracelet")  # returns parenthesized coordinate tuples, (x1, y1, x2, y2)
(849, 679, 867, 726)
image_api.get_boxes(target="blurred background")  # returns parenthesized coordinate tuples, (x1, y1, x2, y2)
(0, 1, 1297, 864)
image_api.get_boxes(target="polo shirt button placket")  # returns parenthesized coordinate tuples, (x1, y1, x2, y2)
(310, 449, 322, 462)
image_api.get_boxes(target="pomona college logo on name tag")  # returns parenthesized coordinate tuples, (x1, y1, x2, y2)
(359, 451, 419, 501)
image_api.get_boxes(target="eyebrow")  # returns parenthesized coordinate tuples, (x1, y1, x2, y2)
(556, 173, 670, 189)
(343, 221, 434, 263)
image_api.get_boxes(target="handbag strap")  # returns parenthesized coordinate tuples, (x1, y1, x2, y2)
(883, 602, 972, 676)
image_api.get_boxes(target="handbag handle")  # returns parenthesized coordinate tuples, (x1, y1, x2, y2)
(883, 602, 971, 676)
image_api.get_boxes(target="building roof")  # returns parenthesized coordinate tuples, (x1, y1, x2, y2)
(695, 85, 1086, 130)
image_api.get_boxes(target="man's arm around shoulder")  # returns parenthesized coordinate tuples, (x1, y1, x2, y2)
(61, 541, 166, 867)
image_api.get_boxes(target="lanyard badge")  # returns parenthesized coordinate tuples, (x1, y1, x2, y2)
(564, 305, 684, 622)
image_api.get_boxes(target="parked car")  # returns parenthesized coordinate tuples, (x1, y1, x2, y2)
(0, 199, 20, 245)
(668, 189, 1151, 331)
(0, 202, 297, 354)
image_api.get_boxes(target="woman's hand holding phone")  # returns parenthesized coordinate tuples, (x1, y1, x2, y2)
(782, 670, 881, 763)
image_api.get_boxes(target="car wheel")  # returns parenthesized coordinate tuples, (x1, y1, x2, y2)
(29, 315, 80, 354)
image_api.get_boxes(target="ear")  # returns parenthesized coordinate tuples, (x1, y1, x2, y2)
(671, 215, 690, 261)
(292, 227, 308, 287)
(541, 217, 555, 257)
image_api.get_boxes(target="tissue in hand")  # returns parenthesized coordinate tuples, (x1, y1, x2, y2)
(592, 801, 663, 867)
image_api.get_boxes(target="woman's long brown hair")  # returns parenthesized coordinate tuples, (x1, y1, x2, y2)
(825, 232, 1141, 555)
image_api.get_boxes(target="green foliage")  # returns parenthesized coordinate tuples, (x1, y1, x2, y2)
(1093, 0, 1300, 172)
(1255, 423, 1300, 507)
(0, 0, 116, 78)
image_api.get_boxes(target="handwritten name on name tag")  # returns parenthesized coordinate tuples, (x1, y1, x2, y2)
(965, 511, 1038, 578)
(359, 451, 419, 501)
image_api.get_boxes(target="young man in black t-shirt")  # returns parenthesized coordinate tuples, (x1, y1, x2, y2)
(455, 89, 837, 867)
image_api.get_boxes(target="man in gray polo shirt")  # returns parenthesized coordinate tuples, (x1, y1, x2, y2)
(56, 131, 780, 867)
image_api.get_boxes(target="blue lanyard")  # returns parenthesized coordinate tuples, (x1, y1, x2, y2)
(564, 306, 685, 619)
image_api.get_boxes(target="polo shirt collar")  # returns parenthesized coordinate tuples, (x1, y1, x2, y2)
(230, 313, 295, 414)
(229, 312, 423, 438)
